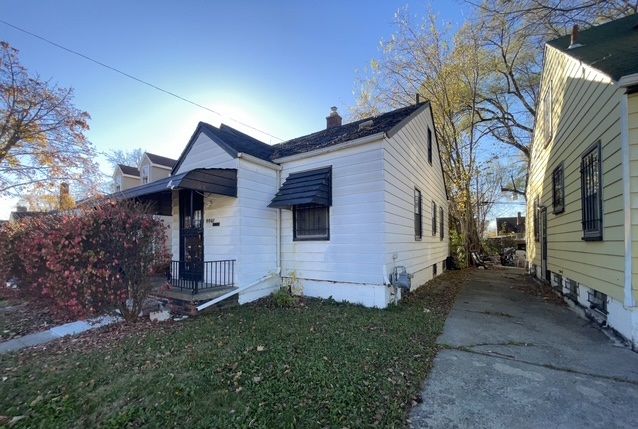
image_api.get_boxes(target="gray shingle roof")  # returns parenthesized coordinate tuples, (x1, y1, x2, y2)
(172, 103, 429, 172)
(270, 103, 427, 159)
(547, 14, 638, 81)
(118, 164, 140, 176)
(146, 153, 177, 168)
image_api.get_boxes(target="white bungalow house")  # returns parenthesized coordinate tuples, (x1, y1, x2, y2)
(527, 15, 638, 348)
(116, 102, 449, 309)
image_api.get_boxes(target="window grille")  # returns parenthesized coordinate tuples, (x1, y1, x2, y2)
(580, 142, 602, 240)
(293, 205, 329, 241)
(414, 188, 423, 240)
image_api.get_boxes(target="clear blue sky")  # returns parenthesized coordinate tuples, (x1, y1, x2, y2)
(2, 1, 508, 219)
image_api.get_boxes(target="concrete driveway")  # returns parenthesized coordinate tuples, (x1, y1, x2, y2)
(409, 269, 638, 429)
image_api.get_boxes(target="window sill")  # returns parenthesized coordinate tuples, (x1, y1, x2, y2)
(581, 235, 603, 242)
(293, 237, 330, 242)
(552, 208, 564, 215)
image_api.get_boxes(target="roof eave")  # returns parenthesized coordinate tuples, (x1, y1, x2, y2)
(618, 72, 638, 87)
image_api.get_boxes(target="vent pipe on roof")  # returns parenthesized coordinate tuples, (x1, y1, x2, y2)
(326, 106, 342, 129)
(568, 24, 583, 49)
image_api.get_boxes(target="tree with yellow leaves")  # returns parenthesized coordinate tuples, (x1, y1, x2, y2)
(0, 41, 99, 198)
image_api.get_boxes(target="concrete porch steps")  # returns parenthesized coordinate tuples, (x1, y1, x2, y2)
(150, 286, 239, 316)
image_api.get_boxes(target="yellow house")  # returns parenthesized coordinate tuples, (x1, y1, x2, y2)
(527, 14, 638, 349)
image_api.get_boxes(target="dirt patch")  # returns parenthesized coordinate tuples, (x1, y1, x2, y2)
(0, 288, 71, 341)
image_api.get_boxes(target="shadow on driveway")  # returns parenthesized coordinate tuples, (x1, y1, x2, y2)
(409, 268, 638, 428)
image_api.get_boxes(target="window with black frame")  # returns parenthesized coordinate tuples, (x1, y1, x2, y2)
(533, 197, 539, 242)
(432, 200, 437, 236)
(414, 188, 423, 240)
(293, 205, 329, 241)
(427, 127, 433, 164)
(580, 142, 602, 240)
(439, 206, 444, 240)
(552, 163, 564, 214)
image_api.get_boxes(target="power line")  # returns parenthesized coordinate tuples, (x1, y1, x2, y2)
(0, 18, 284, 143)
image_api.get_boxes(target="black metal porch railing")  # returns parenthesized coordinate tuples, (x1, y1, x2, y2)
(169, 260, 235, 294)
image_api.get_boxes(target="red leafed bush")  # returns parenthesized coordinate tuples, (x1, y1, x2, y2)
(3, 200, 169, 322)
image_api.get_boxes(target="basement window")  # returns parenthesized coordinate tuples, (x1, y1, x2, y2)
(293, 205, 329, 241)
(433, 263, 437, 276)
(566, 279, 579, 302)
(552, 273, 562, 292)
(580, 142, 602, 241)
(587, 289, 607, 315)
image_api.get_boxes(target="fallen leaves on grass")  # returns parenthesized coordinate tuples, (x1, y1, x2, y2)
(1, 271, 467, 428)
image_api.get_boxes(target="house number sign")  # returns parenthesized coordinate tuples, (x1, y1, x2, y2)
(205, 218, 220, 227)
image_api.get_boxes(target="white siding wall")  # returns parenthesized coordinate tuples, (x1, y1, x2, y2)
(236, 158, 280, 303)
(279, 140, 388, 307)
(171, 134, 241, 283)
(383, 107, 449, 288)
(175, 132, 237, 174)
(203, 195, 240, 264)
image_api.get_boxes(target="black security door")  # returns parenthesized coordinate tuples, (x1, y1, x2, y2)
(179, 190, 204, 282)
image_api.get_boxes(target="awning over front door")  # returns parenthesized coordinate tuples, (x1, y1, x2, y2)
(112, 168, 237, 215)
(268, 166, 332, 209)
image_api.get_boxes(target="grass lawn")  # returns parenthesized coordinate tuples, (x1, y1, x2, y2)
(0, 271, 465, 428)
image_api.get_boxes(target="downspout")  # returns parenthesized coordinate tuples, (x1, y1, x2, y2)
(276, 168, 282, 275)
(621, 91, 635, 307)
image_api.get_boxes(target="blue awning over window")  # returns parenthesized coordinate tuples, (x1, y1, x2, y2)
(268, 166, 332, 209)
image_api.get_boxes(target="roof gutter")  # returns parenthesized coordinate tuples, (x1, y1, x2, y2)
(237, 152, 282, 170)
(272, 132, 385, 164)
(618, 73, 638, 88)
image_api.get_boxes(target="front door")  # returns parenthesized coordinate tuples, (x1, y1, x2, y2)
(540, 207, 549, 282)
(179, 190, 204, 282)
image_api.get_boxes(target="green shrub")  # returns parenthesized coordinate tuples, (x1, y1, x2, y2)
(272, 287, 298, 308)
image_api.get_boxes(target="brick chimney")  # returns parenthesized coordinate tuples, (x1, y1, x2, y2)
(568, 24, 582, 49)
(59, 182, 70, 209)
(326, 106, 342, 129)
